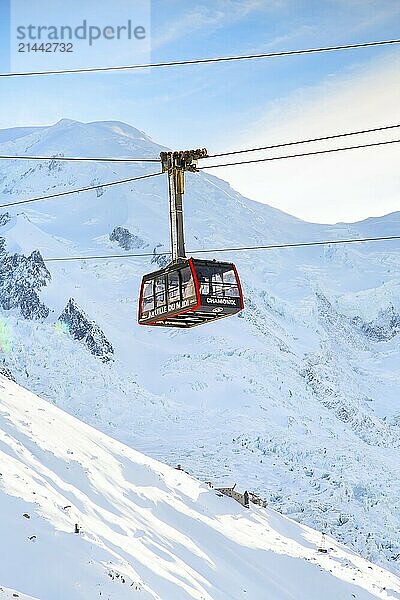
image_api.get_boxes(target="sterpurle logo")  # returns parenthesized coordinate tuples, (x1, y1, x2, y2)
(9, 0, 150, 72)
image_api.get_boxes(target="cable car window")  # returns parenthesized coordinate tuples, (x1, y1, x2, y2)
(225, 285, 239, 297)
(199, 279, 209, 294)
(155, 276, 166, 307)
(223, 269, 240, 297)
(223, 270, 236, 284)
(211, 272, 224, 297)
(181, 267, 195, 299)
(197, 268, 210, 295)
(142, 281, 154, 311)
(168, 271, 180, 304)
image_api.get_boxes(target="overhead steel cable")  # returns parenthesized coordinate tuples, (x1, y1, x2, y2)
(205, 124, 400, 159)
(1, 138, 398, 209)
(1, 39, 399, 77)
(0, 154, 160, 163)
(2, 123, 400, 163)
(44, 235, 400, 262)
(0, 171, 163, 209)
(200, 138, 400, 169)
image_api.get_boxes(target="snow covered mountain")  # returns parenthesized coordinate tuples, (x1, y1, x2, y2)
(1, 375, 400, 599)
(0, 119, 399, 574)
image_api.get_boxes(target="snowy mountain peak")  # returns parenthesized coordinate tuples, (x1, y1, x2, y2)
(0, 119, 398, 576)
(54, 118, 80, 128)
(90, 120, 153, 142)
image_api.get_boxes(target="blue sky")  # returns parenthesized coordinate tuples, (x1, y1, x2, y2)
(0, 0, 399, 222)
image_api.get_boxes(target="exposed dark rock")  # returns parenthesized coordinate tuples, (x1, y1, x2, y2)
(354, 304, 400, 341)
(0, 364, 15, 382)
(0, 213, 11, 227)
(110, 226, 147, 250)
(151, 244, 169, 269)
(316, 292, 366, 350)
(48, 156, 64, 172)
(0, 250, 50, 319)
(301, 358, 393, 448)
(58, 298, 114, 362)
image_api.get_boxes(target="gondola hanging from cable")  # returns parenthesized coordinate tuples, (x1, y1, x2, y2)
(138, 149, 244, 328)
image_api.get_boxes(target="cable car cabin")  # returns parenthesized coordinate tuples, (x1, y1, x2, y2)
(138, 258, 244, 328)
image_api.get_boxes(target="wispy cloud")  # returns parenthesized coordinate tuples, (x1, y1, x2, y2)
(152, 0, 283, 49)
(213, 52, 400, 223)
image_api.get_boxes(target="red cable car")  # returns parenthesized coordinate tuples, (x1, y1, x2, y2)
(138, 148, 244, 328)
(138, 257, 243, 328)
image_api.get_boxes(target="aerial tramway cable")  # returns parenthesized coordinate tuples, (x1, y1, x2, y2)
(44, 235, 400, 263)
(0, 154, 160, 163)
(0, 136, 398, 210)
(2, 123, 399, 163)
(1, 39, 399, 77)
(205, 124, 400, 159)
(200, 139, 400, 169)
(0, 171, 163, 209)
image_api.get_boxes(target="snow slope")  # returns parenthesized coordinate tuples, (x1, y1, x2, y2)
(0, 588, 38, 600)
(0, 119, 399, 573)
(1, 375, 400, 600)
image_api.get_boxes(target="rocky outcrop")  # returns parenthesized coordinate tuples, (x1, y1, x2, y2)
(151, 244, 169, 269)
(110, 226, 147, 250)
(58, 298, 114, 362)
(0, 363, 15, 382)
(354, 304, 400, 341)
(0, 213, 11, 227)
(0, 250, 50, 319)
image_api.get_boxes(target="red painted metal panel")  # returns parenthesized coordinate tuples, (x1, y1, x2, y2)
(231, 262, 244, 309)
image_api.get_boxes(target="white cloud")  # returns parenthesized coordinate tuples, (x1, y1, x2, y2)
(211, 52, 400, 223)
(152, 0, 281, 49)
